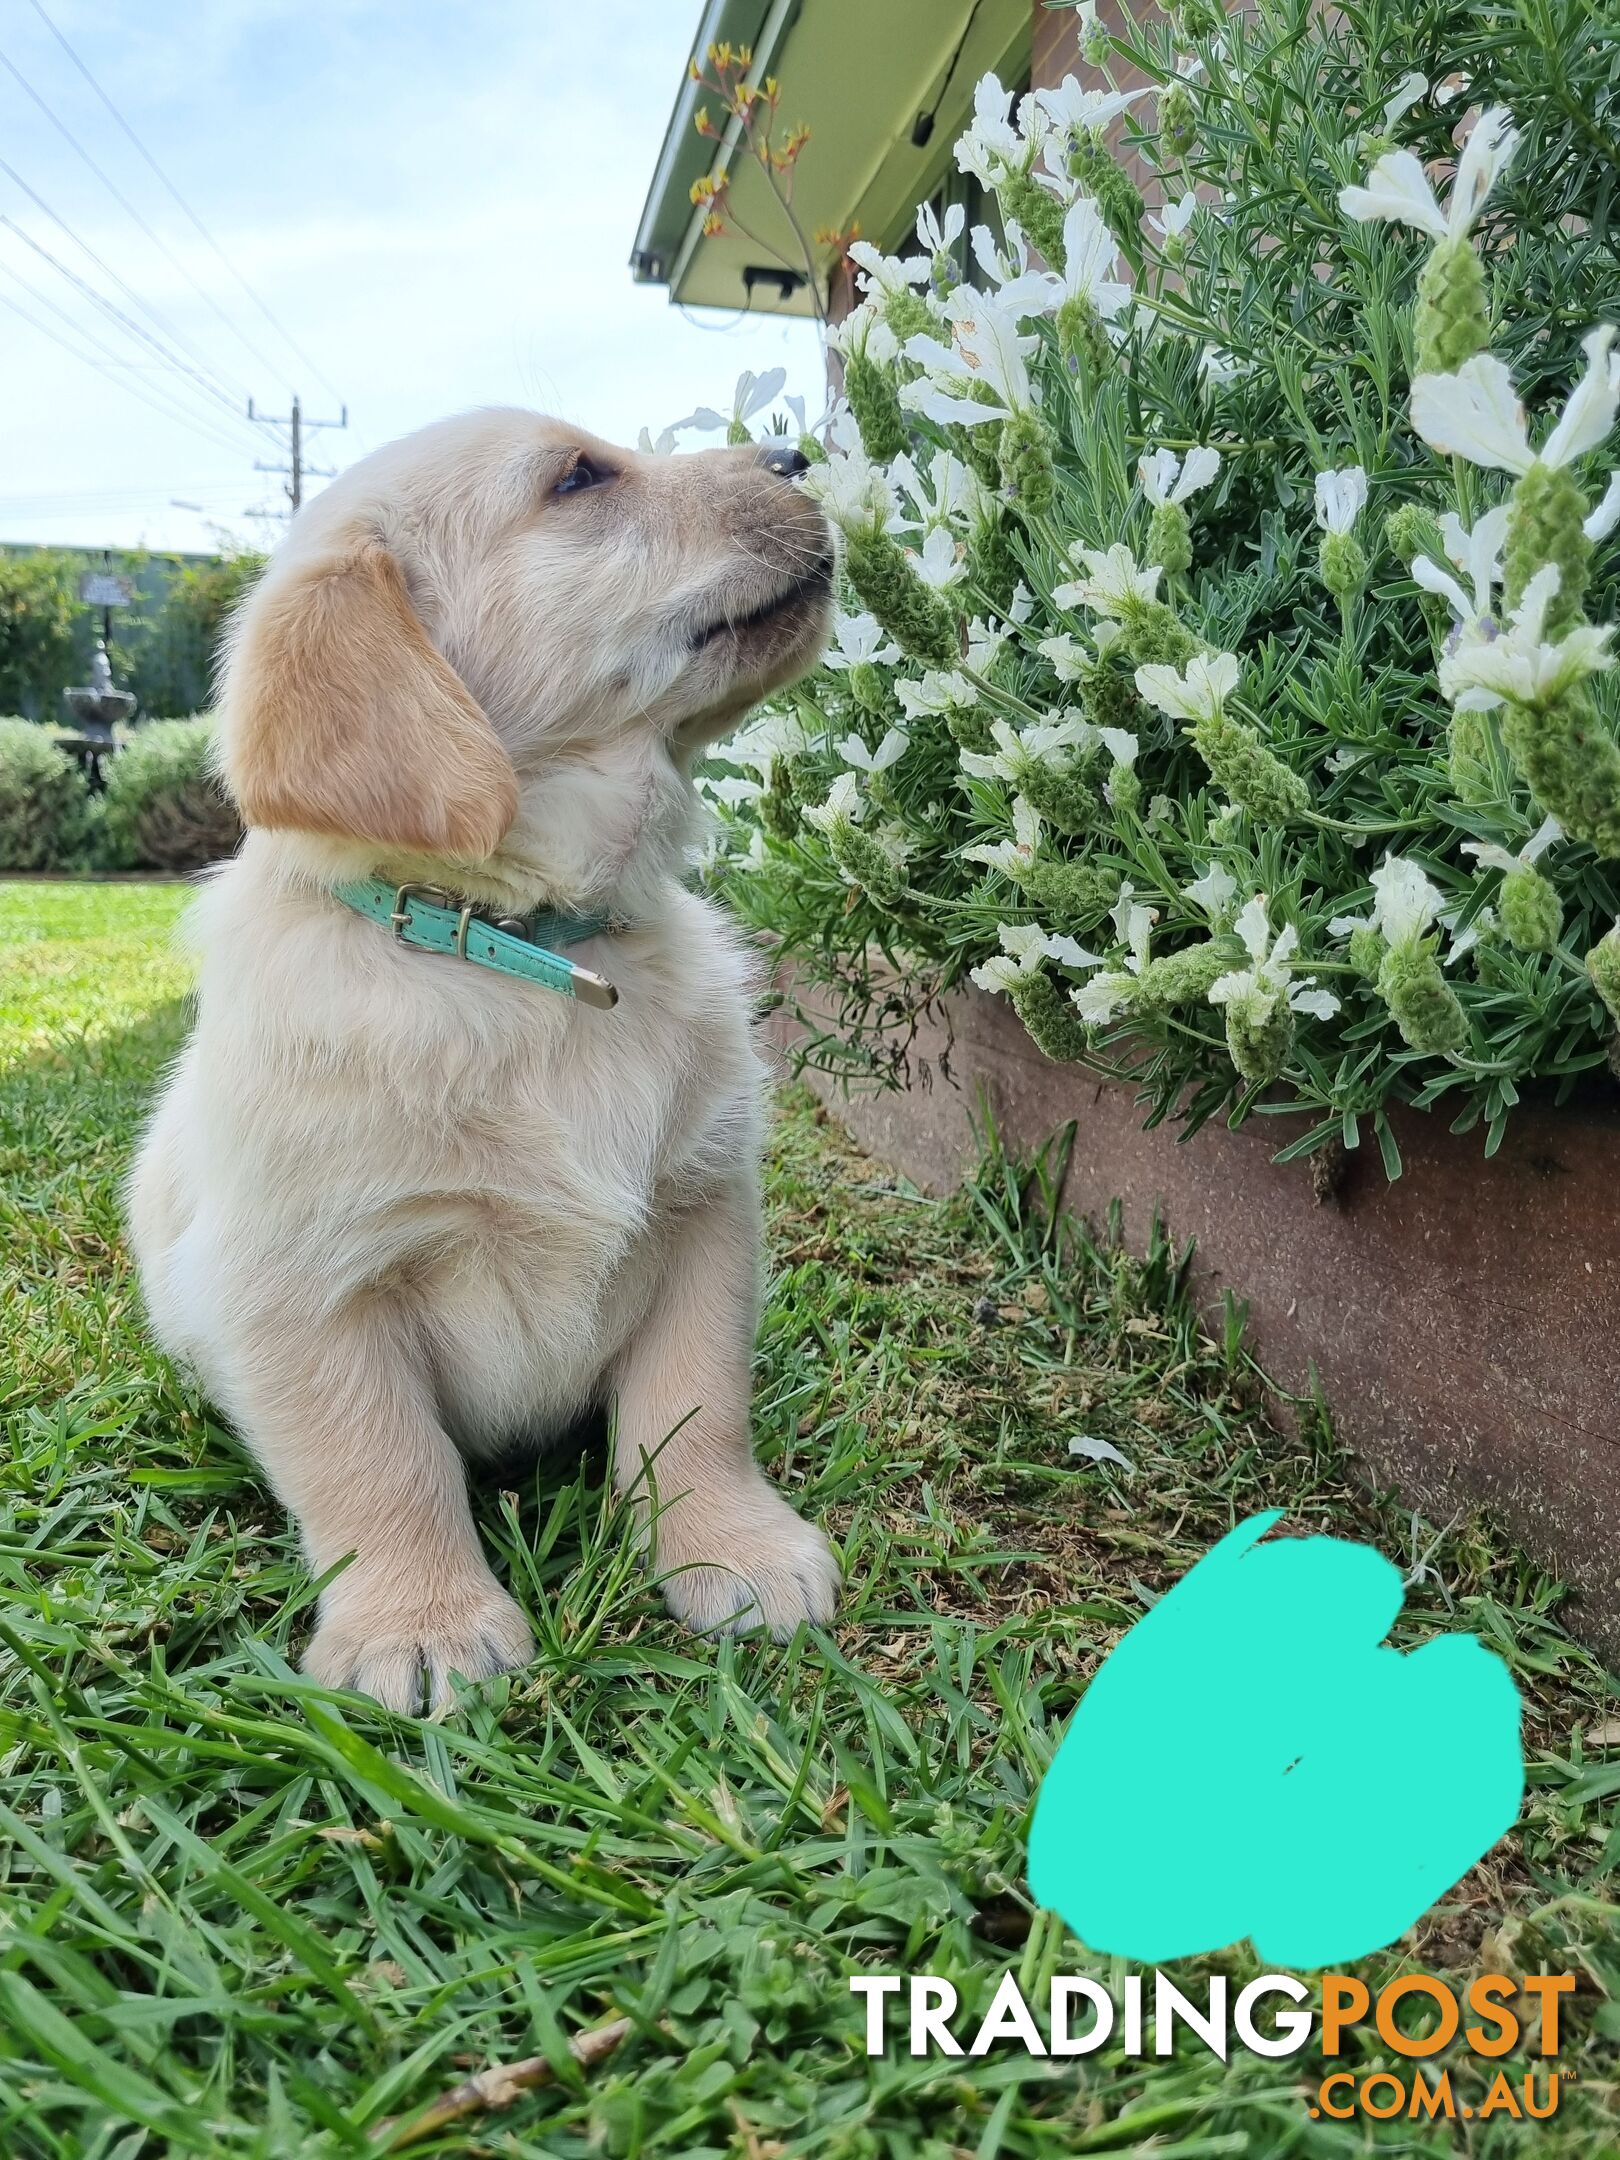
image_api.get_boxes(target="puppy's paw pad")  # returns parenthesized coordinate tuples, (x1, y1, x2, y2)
(657, 1499, 839, 1640)
(303, 1583, 534, 1715)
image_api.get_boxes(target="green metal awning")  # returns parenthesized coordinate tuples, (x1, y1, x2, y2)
(630, 0, 1029, 317)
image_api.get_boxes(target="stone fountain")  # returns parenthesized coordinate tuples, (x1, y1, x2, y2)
(63, 636, 136, 743)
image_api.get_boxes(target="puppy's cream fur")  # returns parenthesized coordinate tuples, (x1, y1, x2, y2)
(129, 409, 837, 1711)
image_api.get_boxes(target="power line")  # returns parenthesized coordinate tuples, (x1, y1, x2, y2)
(0, 153, 263, 437)
(0, 282, 265, 460)
(25, 0, 349, 411)
(0, 36, 288, 399)
(0, 193, 270, 452)
(248, 394, 347, 513)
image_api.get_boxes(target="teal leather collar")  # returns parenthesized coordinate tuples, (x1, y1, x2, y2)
(334, 878, 618, 1008)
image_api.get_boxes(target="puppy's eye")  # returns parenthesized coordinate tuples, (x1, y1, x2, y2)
(554, 454, 613, 497)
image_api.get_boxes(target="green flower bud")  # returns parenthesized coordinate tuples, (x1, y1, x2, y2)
(881, 287, 936, 346)
(1191, 711, 1313, 825)
(1384, 503, 1445, 567)
(951, 416, 1003, 489)
(1498, 863, 1562, 953)
(968, 518, 1021, 613)
(1348, 923, 1387, 981)
(1414, 237, 1491, 376)
(727, 418, 753, 446)
(1108, 760, 1142, 816)
(1078, 665, 1147, 737)
(843, 530, 960, 667)
(999, 409, 1056, 517)
(1018, 856, 1121, 928)
(1377, 940, 1469, 1053)
(944, 700, 993, 754)
(1118, 600, 1202, 669)
(1130, 934, 1241, 1016)
(1223, 994, 1296, 1085)
(827, 819, 905, 904)
(1318, 530, 1368, 604)
(1068, 139, 1145, 242)
(1009, 965, 1092, 1061)
(1447, 707, 1493, 801)
(1157, 81, 1197, 160)
(996, 167, 1067, 270)
(1585, 925, 1620, 1025)
(1502, 463, 1592, 635)
(797, 432, 827, 466)
(759, 767, 799, 841)
(1078, 9, 1111, 62)
(848, 660, 887, 714)
(1175, 0, 1226, 33)
(1500, 683, 1620, 859)
(1057, 294, 1112, 380)
(1016, 756, 1101, 835)
(1146, 500, 1193, 579)
(844, 348, 908, 464)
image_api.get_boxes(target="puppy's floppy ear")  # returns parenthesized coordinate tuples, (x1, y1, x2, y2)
(221, 540, 518, 858)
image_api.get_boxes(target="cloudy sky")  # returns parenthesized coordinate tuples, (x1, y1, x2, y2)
(0, 0, 824, 552)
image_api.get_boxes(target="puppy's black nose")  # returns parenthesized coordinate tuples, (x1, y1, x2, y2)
(759, 442, 810, 479)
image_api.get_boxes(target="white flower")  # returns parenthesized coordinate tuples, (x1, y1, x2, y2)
(901, 288, 1038, 426)
(1462, 813, 1561, 877)
(1134, 649, 1242, 723)
(848, 239, 929, 300)
(1438, 564, 1615, 710)
(1139, 445, 1221, 508)
(1410, 505, 1509, 629)
(1033, 75, 1147, 139)
(1411, 326, 1620, 476)
(1007, 582, 1035, 624)
(888, 448, 993, 537)
(969, 221, 1056, 319)
(1314, 466, 1369, 534)
(824, 611, 901, 670)
(895, 668, 976, 719)
(1037, 633, 1091, 682)
(911, 525, 965, 590)
(838, 727, 909, 774)
(1339, 104, 1518, 241)
(972, 920, 1103, 994)
(727, 708, 806, 778)
(1073, 972, 1135, 1023)
(700, 773, 763, 807)
(1149, 192, 1199, 243)
(1147, 792, 1174, 827)
(1200, 346, 1248, 385)
(1184, 861, 1238, 919)
(1209, 897, 1340, 1024)
(1111, 882, 1157, 972)
(916, 199, 966, 259)
(965, 795, 1044, 876)
(1585, 470, 1620, 543)
(1050, 195, 1131, 323)
(1380, 72, 1429, 133)
(825, 303, 899, 367)
(960, 712, 1094, 782)
(964, 617, 1007, 673)
(1054, 542, 1162, 616)
(954, 72, 1024, 187)
(1331, 854, 1446, 946)
(637, 423, 680, 456)
(803, 771, 865, 834)
(801, 447, 895, 538)
(676, 366, 789, 437)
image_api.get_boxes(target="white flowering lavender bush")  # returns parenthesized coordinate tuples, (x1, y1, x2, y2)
(692, 0, 1620, 1175)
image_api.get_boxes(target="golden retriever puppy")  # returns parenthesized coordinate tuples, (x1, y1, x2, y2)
(128, 409, 838, 1712)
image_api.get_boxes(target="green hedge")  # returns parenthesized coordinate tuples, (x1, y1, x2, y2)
(0, 716, 240, 876)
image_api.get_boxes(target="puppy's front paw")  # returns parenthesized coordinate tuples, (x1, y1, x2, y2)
(302, 1572, 534, 1714)
(653, 1489, 839, 1639)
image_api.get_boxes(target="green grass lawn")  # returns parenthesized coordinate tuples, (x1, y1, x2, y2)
(2, 877, 1618, 2157)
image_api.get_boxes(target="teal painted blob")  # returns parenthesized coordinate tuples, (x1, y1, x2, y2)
(1028, 1513, 1525, 1967)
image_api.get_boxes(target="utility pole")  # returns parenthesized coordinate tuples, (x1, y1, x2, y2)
(247, 393, 348, 515)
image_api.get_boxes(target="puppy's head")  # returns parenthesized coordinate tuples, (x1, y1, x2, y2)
(218, 408, 833, 874)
